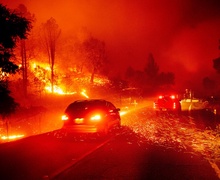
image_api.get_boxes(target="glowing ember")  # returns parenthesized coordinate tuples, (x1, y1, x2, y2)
(80, 89, 89, 98)
(1, 134, 25, 141)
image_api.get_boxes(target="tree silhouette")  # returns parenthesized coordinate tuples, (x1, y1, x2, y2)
(0, 4, 30, 49)
(144, 53, 159, 79)
(0, 83, 18, 136)
(125, 66, 135, 80)
(142, 53, 176, 92)
(0, 3, 31, 134)
(144, 53, 159, 88)
(203, 77, 216, 95)
(213, 57, 220, 74)
(15, 4, 35, 97)
(82, 37, 106, 83)
(157, 72, 175, 87)
(41, 17, 61, 93)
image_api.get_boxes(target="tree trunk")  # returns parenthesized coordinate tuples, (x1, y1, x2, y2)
(21, 40, 27, 97)
(90, 67, 95, 84)
(5, 118, 9, 137)
(51, 44, 55, 93)
(51, 64, 54, 93)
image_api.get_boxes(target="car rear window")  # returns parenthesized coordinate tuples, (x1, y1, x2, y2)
(65, 100, 107, 113)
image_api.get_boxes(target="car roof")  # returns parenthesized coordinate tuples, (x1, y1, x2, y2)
(69, 99, 114, 107)
(65, 99, 114, 112)
(74, 99, 109, 104)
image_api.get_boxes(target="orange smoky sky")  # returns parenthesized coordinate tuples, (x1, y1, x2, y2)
(1, 0, 220, 88)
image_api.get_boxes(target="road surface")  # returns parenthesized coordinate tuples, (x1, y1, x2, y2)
(0, 106, 219, 180)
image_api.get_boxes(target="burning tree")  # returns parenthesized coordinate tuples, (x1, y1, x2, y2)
(0, 4, 31, 135)
(41, 17, 61, 93)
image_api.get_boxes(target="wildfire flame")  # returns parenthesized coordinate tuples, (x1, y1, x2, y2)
(1, 134, 25, 141)
(30, 61, 106, 96)
(45, 85, 76, 95)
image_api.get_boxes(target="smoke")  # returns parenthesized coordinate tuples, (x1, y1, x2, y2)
(1, 0, 220, 88)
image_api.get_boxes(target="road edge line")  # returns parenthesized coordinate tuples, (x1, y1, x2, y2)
(46, 136, 114, 179)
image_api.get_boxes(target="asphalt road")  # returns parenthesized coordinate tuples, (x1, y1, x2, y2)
(54, 128, 219, 180)
(0, 132, 110, 180)
(0, 106, 219, 180)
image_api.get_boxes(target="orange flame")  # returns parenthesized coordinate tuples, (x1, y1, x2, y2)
(1, 134, 25, 141)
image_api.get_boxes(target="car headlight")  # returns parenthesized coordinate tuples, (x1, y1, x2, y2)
(61, 114, 69, 121)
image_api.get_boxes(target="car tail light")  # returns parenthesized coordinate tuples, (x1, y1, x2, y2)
(170, 95, 175, 99)
(61, 114, 69, 121)
(90, 114, 102, 122)
(158, 95, 163, 99)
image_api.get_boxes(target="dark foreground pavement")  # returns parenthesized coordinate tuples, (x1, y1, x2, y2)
(54, 129, 219, 180)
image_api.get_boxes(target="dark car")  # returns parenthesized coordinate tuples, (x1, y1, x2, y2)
(153, 94, 181, 113)
(61, 99, 121, 134)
